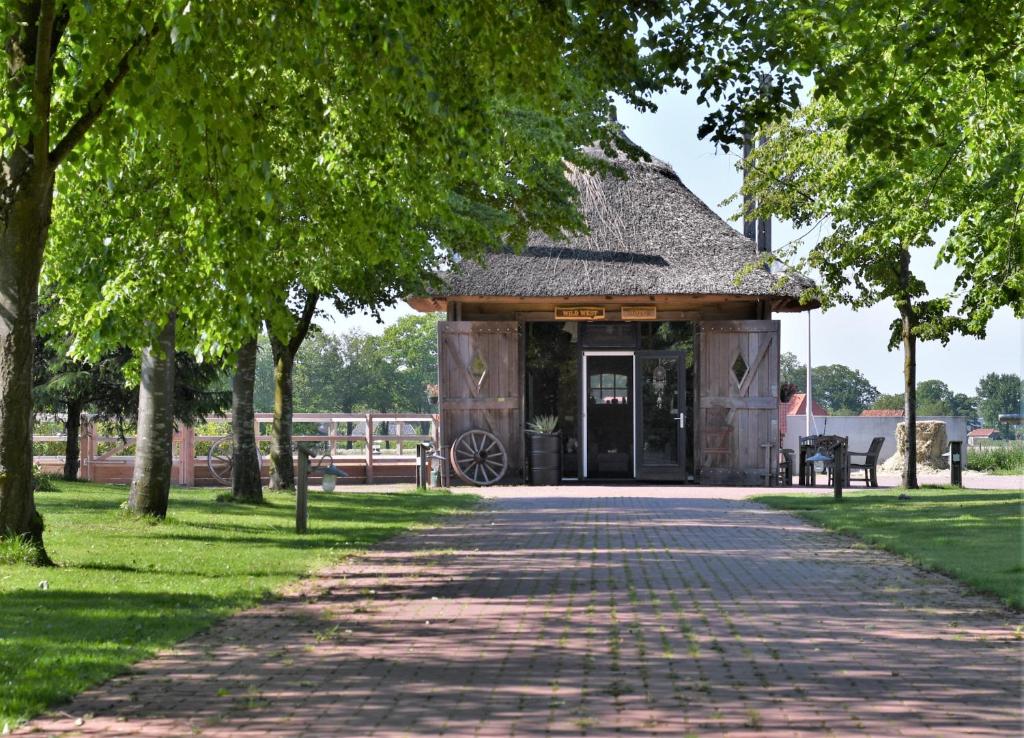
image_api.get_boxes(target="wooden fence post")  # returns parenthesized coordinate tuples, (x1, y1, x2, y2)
(833, 439, 846, 500)
(179, 425, 195, 486)
(364, 413, 375, 483)
(296, 445, 309, 533)
(80, 416, 95, 482)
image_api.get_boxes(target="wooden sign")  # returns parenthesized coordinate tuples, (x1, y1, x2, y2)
(555, 306, 606, 321)
(621, 306, 657, 321)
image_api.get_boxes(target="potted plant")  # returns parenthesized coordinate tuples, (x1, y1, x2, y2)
(526, 415, 561, 485)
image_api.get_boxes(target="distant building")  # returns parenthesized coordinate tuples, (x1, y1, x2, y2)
(779, 393, 829, 438)
(861, 409, 904, 417)
(967, 428, 1001, 446)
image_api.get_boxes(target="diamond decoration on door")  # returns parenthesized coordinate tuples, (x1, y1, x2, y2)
(468, 350, 488, 393)
(731, 353, 748, 386)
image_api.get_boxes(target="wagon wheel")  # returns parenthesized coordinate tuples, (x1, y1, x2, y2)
(449, 429, 508, 486)
(208, 435, 263, 486)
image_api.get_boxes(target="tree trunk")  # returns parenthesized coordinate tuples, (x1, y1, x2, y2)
(231, 339, 263, 503)
(269, 338, 295, 490)
(128, 315, 177, 517)
(63, 400, 82, 481)
(0, 150, 55, 563)
(901, 311, 918, 489)
(897, 249, 918, 490)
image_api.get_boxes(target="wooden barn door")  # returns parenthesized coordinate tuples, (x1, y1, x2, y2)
(697, 320, 779, 485)
(438, 321, 522, 483)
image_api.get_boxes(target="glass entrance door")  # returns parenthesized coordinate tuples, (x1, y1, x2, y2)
(583, 354, 634, 479)
(636, 351, 686, 480)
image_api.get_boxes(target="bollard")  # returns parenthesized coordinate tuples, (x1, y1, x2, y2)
(296, 445, 310, 534)
(832, 438, 846, 500)
(415, 443, 429, 490)
(949, 440, 963, 487)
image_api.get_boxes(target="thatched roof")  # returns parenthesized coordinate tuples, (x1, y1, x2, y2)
(428, 142, 815, 308)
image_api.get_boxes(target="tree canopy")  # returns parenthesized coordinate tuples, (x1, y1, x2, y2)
(255, 314, 440, 415)
(778, 353, 879, 414)
(976, 373, 1023, 433)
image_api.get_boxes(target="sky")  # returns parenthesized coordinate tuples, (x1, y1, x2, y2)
(321, 88, 1022, 396)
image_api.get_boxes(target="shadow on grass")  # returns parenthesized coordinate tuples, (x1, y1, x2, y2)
(0, 589, 230, 725)
(752, 488, 1022, 610)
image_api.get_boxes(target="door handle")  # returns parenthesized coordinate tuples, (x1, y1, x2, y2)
(678, 413, 685, 429)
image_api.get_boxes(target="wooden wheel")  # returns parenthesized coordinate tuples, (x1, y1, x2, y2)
(449, 429, 508, 486)
(208, 435, 262, 486)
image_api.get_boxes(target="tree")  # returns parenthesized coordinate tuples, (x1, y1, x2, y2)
(266, 293, 321, 490)
(914, 380, 976, 418)
(358, 315, 442, 413)
(32, 338, 133, 482)
(2, 1, 334, 547)
(739, 93, 993, 489)
(230, 340, 263, 503)
(976, 373, 1023, 434)
(780, 351, 804, 391)
(665, 2, 1023, 313)
(868, 386, 978, 418)
(254, 316, 442, 416)
(126, 316, 176, 518)
(774, 355, 878, 414)
(33, 332, 229, 481)
(916, 380, 954, 418)
(808, 365, 879, 415)
(15, 2, 682, 539)
(663, 1, 1022, 487)
(872, 394, 904, 412)
(1, 1, 172, 558)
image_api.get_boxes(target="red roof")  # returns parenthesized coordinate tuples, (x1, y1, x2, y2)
(968, 428, 999, 438)
(861, 409, 904, 417)
(779, 393, 829, 437)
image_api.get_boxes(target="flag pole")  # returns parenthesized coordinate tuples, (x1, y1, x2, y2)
(806, 311, 812, 436)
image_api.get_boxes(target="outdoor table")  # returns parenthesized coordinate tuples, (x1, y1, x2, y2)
(799, 434, 848, 487)
(798, 435, 818, 485)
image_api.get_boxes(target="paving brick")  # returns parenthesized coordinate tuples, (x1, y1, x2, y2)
(13, 486, 1022, 736)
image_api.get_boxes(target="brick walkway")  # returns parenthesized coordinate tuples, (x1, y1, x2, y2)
(19, 487, 1022, 737)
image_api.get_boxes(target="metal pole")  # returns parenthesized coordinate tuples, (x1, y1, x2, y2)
(806, 311, 812, 436)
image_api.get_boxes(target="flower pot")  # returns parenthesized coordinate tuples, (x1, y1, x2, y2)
(527, 432, 562, 485)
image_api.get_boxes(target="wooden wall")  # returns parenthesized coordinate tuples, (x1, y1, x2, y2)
(437, 321, 523, 483)
(697, 320, 780, 485)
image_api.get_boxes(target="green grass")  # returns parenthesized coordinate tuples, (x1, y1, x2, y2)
(968, 444, 1024, 475)
(752, 487, 1023, 610)
(0, 481, 477, 729)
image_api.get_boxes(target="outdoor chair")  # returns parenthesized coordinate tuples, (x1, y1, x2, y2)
(846, 436, 885, 487)
(778, 447, 795, 486)
(827, 436, 885, 488)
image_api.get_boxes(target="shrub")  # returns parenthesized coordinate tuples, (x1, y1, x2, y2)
(967, 444, 1024, 473)
(0, 535, 42, 565)
(32, 465, 58, 492)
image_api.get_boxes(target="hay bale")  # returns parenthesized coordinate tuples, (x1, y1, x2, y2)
(883, 421, 949, 472)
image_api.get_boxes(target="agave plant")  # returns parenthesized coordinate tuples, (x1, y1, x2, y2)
(527, 415, 559, 434)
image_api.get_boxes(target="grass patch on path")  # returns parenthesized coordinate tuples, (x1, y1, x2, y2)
(752, 486, 1023, 610)
(0, 481, 477, 729)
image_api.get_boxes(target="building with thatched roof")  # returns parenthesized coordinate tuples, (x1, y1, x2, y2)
(408, 141, 817, 486)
